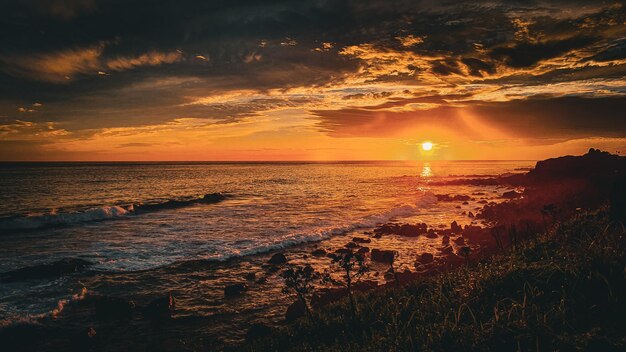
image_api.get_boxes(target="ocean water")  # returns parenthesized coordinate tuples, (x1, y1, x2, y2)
(0, 161, 532, 336)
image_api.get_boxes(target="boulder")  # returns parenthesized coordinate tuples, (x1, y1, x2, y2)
(345, 242, 360, 249)
(285, 300, 306, 321)
(224, 283, 247, 297)
(450, 221, 462, 233)
(371, 249, 396, 263)
(311, 249, 327, 257)
(398, 223, 427, 237)
(268, 253, 287, 265)
(357, 246, 370, 254)
(502, 190, 522, 199)
(416, 253, 434, 264)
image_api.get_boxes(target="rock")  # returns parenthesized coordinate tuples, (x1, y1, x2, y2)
(450, 221, 462, 233)
(255, 276, 267, 284)
(371, 249, 396, 263)
(145, 293, 175, 319)
(357, 246, 370, 254)
(0, 258, 92, 283)
(468, 211, 475, 218)
(224, 283, 247, 297)
(285, 300, 306, 321)
(454, 237, 465, 245)
(244, 272, 256, 281)
(435, 194, 472, 202)
(417, 253, 434, 264)
(245, 323, 273, 342)
(398, 223, 427, 237)
(462, 201, 469, 205)
(345, 242, 360, 249)
(268, 253, 287, 265)
(94, 297, 135, 320)
(86, 327, 97, 338)
(311, 249, 327, 257)
(352, 237, 371, 243)
(425, 230, 438, 239)
(335, 248, 352, 255)
(502, 190, 522, 199)
(440, 246, 453, 254)
(442, 235, 450, 244)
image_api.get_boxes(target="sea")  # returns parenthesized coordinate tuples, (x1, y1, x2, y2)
(0, 160, 533, 345)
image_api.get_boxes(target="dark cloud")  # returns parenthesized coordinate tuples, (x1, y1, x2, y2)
(313, 95, 626, 139)
(488, 36, 597, 68)
(0, 0, 624, 140)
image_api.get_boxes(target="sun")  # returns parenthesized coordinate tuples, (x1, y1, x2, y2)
(421, 141, 433, 151)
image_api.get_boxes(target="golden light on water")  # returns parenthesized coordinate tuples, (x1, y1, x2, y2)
(421, 141, 433, 151)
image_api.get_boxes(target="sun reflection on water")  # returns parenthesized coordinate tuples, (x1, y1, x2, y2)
(421, 163, 432, 178)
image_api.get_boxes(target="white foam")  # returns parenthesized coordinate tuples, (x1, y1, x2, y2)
(0, 206, 131, 232)
(206, 192, 438, 262)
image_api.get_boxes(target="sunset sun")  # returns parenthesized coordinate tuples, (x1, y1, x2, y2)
(421, 141, 433, 151)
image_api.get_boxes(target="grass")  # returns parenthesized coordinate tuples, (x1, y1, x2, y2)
(241, 209, 626, 351)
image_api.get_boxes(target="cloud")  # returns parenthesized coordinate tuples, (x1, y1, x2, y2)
(0, 43, 182, 82)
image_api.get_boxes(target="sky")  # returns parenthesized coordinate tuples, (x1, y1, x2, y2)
(0, 0, 625, 161)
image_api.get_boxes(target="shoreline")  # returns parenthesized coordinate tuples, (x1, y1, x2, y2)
(1, 149, 625, 350)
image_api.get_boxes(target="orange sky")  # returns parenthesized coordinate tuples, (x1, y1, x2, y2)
(1, 1, 625, 161)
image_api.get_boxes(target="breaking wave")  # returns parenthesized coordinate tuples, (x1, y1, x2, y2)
(204, 191, 438, 262)
(0, 193, 227, 232)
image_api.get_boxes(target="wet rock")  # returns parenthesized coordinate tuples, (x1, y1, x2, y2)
(145, 293, 176, 319)
(0, 258, 92, 283)
(425, 230, 438, 239)
(345, 242, 360, 249)
(311, 249, 327, 257)
(462, 201, 469, 205)
(268, 253, 287, 265)
(334, 248, 352, 255)
(398, 223, 427, 237)
(450, 221, 462, 234)
(502, 190, 522, 199)
(371, 249, 396, 263)
(435, 194, 472, 202)
(357, 246, 370, 254)
(440, 246, 453, 254)
(224, 283, 248, 297)
(442, 235, 450, 245)
(478, 200, 488, 204)
(352, 237, 371, 243)
(245, 323, 273, 342)
(285, 300, 306, 321)
(94, 297, 135, 320)
(417, 253, 434, 264)
(468, 212, 475, 218)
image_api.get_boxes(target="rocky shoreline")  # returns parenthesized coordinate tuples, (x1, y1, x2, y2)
(1, 149, 625, 351)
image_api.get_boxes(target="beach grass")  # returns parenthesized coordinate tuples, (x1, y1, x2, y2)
(241, 209, 626, 351)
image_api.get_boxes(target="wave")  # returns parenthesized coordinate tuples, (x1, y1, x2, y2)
(0, 193, 227, 232)
(201, 191, 438, 262)
(0, 286, 88, 329)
